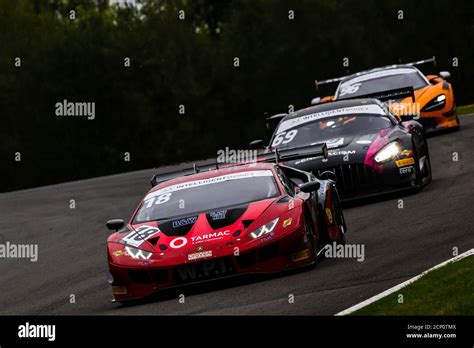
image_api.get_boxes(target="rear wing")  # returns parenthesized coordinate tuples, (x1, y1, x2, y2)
(314, 56, 436, 92)
(150, 163, 219, 187)
(406, 56, 436, 68)
(337, 86, 415, 103)
(258, 143, 328, 164)
(150, 143, 328, 186)
(315, 76, 347, 92)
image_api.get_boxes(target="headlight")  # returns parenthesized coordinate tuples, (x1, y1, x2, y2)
(374, 142, 401, 164)
(422, 94, 446, 112)
(125, 246, 153, 260)
(249, 218, 279, 239)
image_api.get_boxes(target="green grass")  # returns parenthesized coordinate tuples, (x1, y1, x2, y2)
(458, 104, 474, 115)
(352, 255, 474, 315)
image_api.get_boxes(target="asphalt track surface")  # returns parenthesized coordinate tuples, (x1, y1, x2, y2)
(1, 115, 473, 315)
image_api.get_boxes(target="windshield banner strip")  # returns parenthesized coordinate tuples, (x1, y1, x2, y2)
(277, 105, 385, 133)
(340, 68, 416, 86)
(144, 170, 274, 200)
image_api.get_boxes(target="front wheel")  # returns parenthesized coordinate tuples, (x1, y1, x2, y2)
(332, 192, 346, 245)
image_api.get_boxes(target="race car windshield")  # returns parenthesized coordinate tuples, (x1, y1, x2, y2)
(271, 115, 392, 149)
(133, 170, 279, 223)
(336, 69, 427, 98)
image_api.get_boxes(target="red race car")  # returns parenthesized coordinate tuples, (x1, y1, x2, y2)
(105, 159, 346, 302)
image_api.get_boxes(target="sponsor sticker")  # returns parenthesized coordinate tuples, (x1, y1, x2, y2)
(169, 236, 188, 249)
(399, 166, 414, 174)
(191, 230, 230, 243)
(261, 232, 275, 242)
(188, 250, 212, 261)
(112, 286, 127, 295)
(283, 218, 292, 227)
(172, 216, 198, 228)
(112, 250, 125, 257)
(209, 210, 227, 220)
(291, 249, 311, 262)
(396, 157, 415, 167)
(325, 208, 333, 224)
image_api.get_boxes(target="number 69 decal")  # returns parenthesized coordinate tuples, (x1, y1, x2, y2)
(272, 129, 298, 147)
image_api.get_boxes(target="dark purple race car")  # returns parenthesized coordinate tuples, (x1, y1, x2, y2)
(255, 98, 432, 201)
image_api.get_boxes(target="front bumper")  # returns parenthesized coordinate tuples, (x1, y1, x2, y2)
(418, 106, 459, 132)
(108, 225, 311, 301)
(313, 160, 418, 201)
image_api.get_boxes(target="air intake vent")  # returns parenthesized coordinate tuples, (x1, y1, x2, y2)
(242, 220, 254, 230)
(148, 237, 160, 247)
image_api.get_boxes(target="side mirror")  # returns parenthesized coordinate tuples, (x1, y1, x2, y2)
(311, 97, 321, 105)
(106, 219, 124, 232)
(249, 139, 265, 149)
(299, 181, 321, 193)
(439, 71, 451, 80)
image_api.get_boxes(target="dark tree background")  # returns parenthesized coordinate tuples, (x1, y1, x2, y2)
(1, 0, 473, 192)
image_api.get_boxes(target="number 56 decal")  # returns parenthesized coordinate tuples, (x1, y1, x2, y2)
(338, 83, 361, 96)
(272, 129, 298, 147)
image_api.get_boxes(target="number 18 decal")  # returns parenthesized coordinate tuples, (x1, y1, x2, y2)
(122, 225, 160, 247)
(144, 193, 172, 208)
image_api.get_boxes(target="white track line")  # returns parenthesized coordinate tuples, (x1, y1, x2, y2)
(335, 248, 474, 316)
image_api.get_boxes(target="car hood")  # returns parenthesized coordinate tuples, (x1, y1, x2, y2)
(112, 197, 283, 254)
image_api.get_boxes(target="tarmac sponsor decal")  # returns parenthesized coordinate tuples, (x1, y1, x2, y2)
(0, 241, 38, 262)
(276, 105, 385, 133)
(191, 230, 231, 244)
(188, 250, 212, 261)
(169, 236, 188, 249)
(396, 157, 415, 167)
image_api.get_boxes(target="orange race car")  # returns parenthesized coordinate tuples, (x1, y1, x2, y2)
(311, 57, 460, 132)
